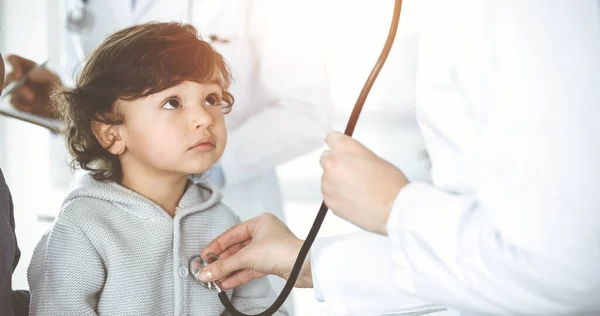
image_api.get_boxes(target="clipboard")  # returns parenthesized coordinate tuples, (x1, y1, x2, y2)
(0, 100, 64, 133)
(0, 59, 64, 133)
(1, 60, 49, 99)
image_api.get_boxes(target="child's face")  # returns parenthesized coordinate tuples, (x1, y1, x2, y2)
(117, 79, 227, 177)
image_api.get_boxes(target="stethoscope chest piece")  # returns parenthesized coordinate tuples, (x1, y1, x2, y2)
(188, 253, 222, 292)
(67, 3, 94, 34)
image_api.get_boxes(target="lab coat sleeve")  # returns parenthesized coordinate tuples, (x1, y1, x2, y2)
(310, 232, 447, 316)
(386, 179, 599, 315)
(218, 0, 335, 185)
(383, 2, 600, 314)
(27, 218, 104, 316)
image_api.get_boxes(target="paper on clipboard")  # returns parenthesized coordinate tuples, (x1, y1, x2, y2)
(0, 99, 64, 133)
(0, 58, 64, 133)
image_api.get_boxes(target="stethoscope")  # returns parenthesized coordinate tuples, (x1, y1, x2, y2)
(68, 0, 403, 314)
(66, 0, 94, 34)
(188, 0, 405, 315)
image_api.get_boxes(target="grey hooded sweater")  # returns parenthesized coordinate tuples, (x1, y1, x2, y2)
(27, 173, 287, 316)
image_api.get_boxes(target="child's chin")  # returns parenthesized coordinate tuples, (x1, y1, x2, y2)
(188, 167, 211, 175)
(183, 160, 217, 174)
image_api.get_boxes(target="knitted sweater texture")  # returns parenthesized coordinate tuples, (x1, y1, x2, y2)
(27, 173, 287, 316)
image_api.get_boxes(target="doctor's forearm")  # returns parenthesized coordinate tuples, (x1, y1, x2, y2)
(296, 250, 313, 289)
(280, 239, 313, 289)
(386, 182, 600, 314)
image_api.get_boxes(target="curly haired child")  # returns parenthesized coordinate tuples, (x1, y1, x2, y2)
(27, 22, 287, 316)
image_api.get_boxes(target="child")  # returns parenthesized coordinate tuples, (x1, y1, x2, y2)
(27, 22, 287, 315)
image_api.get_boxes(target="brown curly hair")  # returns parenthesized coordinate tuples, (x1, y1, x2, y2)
(55, 22, 234, 182)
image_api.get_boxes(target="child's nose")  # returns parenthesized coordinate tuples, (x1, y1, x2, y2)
(190, 105, 214, 129)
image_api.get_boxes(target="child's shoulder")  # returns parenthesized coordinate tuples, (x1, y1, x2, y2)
(54, 173, 126, 226)
(55, 190, 116, 229)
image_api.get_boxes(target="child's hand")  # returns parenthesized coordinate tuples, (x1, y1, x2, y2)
(198, 213, 313, 289)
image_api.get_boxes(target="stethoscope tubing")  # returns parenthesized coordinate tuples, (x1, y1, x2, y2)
(215, 0, 405, 315)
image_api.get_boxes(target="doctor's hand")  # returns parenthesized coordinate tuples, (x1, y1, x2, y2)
(320, 131, 409, 235)
(3, 55, 61, 118)
(198, 213, 313, 290)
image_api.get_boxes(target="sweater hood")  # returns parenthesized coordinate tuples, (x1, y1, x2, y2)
(62, 172, 222, 219)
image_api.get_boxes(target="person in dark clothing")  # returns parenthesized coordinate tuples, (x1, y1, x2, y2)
(0, 53, 30, 316)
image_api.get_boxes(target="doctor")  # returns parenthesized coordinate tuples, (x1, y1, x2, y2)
(197, 1, 600, 315)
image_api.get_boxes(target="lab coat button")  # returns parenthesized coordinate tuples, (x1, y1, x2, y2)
(179, 265, 189, 278)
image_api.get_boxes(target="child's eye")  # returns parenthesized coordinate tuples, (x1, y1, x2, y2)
(162, 98, 182, 110)
(204, 94, 222, 107)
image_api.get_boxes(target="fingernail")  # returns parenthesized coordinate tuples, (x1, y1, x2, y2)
(198, 269, 213, 282)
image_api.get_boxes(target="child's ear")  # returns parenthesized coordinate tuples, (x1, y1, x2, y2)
(92, 120, 126, 155)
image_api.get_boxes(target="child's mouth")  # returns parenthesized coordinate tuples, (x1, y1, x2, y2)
(189, 138, 216, 152)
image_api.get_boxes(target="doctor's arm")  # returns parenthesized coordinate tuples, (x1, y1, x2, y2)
(217, 0, 335, 185)
(200, 3, 600, 313)
(323, 4, 600, 316)
(315, 2, 600, 314)
(198, 214, 444, 315)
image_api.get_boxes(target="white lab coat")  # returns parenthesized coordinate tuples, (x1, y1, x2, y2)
(61, 0, 334, 222)
(311, 1, 600, 315)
